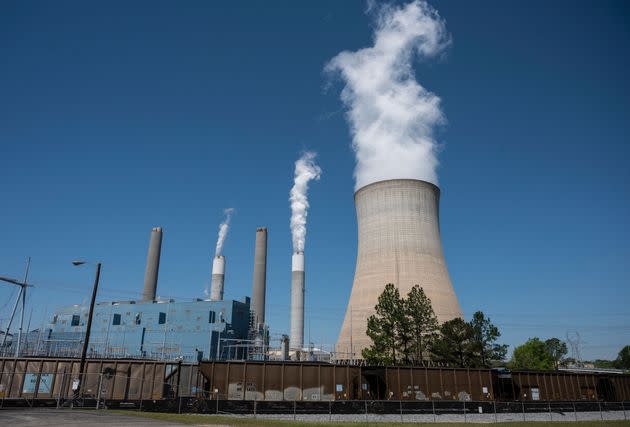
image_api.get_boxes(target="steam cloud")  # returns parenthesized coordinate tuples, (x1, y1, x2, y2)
(290, 152, 322, 253)
(325, 0, 450, 190)
(215, 208, 234, 256)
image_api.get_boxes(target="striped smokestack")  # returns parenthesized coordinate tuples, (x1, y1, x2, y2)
(142, 226, 163, 301)
(290, 251, 305, 350)
(210, 255, 225, 301)
(250, 227, 267, 326)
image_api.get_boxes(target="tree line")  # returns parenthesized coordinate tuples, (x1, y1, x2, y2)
(362, 283, 507, 367)
(363, 284, 629, 371)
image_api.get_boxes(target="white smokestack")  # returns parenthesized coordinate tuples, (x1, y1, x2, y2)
(215, 208, 234, 257)
(289, 152, 321, 253)
(290, 251, 305, 351)
(210, 255, 225, 301)
(325, 0, 450, 190)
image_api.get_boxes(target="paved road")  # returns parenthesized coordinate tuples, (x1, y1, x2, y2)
(0, 408, 187, 427)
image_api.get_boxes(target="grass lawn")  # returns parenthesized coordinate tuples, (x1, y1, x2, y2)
(112, 410, 630, 427)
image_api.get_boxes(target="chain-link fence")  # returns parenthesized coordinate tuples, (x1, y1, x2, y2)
(2, 373, 627, 424)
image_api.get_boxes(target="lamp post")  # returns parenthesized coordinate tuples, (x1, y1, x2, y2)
(72, 260, 101, 400)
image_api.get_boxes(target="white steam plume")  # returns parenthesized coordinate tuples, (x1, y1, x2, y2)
(215, 208, 234, 256)
(325, 0, 450, 190)
(290, 152, 322, 253)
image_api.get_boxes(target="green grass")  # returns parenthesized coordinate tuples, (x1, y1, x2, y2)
(111, 410, 630, 426)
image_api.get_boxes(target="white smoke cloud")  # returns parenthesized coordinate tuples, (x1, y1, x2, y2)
(325, 0, 450, 190)
(215, 208, 234, 256)
(290, 152, 322, 253)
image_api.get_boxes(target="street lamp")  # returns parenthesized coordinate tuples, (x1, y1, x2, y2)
(72, 260, 101, 400)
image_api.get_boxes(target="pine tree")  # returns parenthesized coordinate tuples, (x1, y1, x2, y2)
(432, 318, 480, 368)
(469, 311, 508, 367)
(405, 285, 438, 366)
(362, 283, 404, 364)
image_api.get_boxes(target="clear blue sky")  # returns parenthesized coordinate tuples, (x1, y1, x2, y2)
(1, 1, 628, 360)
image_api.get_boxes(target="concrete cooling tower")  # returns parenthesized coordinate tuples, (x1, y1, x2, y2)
(336, 179, 462, 359)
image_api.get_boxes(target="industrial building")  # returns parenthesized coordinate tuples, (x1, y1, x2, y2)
(337, 179, 463, 359)
(40, 297, 251, 362)
(0, 225, 271, 362)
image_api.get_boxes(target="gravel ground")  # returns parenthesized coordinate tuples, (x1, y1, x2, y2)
(210, 410, 629, 423)
(0, 408, 186, 427)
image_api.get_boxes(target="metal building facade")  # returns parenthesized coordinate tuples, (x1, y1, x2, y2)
(15, 298, 251, 362)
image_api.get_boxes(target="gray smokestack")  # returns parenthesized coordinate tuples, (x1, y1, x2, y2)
(251, 227, 267, 325)
(290, 251, 305, 350)
(142, 226, 163, 301)
(210, 255, 225, 301)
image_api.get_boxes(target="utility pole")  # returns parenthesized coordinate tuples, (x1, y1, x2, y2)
(0, 257, 31, 357)
(72, 261, 101, 400)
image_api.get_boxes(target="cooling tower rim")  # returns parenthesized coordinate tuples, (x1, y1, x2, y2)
(354, 179, 440, 198)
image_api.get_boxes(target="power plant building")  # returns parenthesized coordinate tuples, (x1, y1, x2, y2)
(36, 297, 251, 362)
(337, 179, 462, 359)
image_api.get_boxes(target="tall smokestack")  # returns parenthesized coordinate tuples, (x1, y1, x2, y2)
(290, 251, 305, 350)
(210, 256, 225, 301)
(251, 227, 267, 325)
(288, 152, 320, 351)
(142, 226, 163, 301)
(336, 180, 462, 358)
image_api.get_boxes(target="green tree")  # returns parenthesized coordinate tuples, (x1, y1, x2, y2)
(362, 284, 405, 364)
(509, 338, 555, 370)
(616, 345, 630, 369)
(405, 285, 439, 366)
(469, 311, 508, 367)
(432, 318, 480, 368)
(544, 338, 568, 369)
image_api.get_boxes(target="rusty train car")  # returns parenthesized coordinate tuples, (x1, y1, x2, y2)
(197, 361, 630, 402)
(1, 357, 628, 403)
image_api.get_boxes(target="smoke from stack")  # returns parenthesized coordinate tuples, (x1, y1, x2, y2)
(289, 152, 321, 253)
(325, 0, 450, 190)
(142, 226, 163, 301)
(208, 208, 233, 300)
(289, 152, 320, 351)
(215, 208, 234, 257)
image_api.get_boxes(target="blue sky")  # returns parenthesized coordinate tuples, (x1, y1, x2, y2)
(1, 1, 628, 360)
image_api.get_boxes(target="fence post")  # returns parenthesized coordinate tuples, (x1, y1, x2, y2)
(364, 399, 368, 423)
(95, 373, 102, 410)
(573, 401, 577, 422)
(56, 373, 62, 409)
(178, 395, 182, 414)
(399, 399, 403, 423)
(463, 400, 466, 423)
(293, 399, 296, 421)
(493, 400, 497, 423)
(548, 400, 552, 421)
(253, 395, 256, 419)
(215, 390, 219, 414)
(622, 401, 626, 421)
(432, 399, 436, 423)
(329, 399, 332, 422)
(522, 401, 525, 422)
(599, 400, 603, 421)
